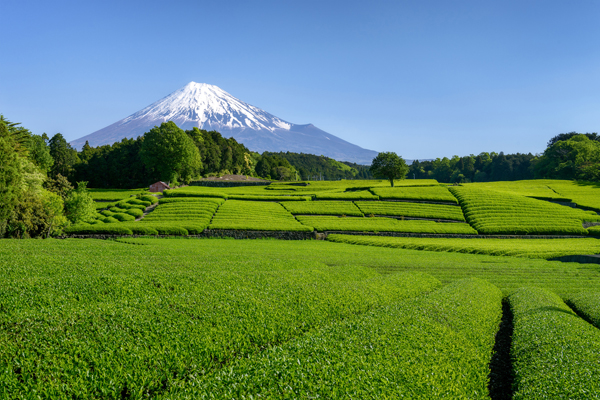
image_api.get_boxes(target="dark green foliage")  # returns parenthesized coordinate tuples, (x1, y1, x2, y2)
(0, 134, 23, 234)
(26, 134, 54, 173)
(255, 153, 296, 180)
(48, 133, 79, 181)
(547, 131, 599, 147)
(43, 173, 73, 200)
(139, 122, 202, 184)
(535, 134, 600, 181)
(261, 152, 372, 180)
(370, 152, 409, 187)
(409, 152, 538, 183)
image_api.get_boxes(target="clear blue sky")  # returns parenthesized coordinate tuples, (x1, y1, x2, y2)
(2, 0, 599, 159)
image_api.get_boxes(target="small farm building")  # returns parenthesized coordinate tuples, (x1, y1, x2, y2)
(149, 181, 170, 192)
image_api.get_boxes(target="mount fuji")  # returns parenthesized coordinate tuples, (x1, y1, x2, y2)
(71, 82, 379, 164)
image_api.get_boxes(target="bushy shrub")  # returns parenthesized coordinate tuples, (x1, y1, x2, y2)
(102, 216, 119, 223)
(139, 195, 158, 204)
(154, 226, 188, 235)
(125, 208, 144, 218)
(113, 213, 135, 222)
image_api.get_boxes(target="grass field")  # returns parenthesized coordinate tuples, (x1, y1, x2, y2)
(1, 237, 600, 397)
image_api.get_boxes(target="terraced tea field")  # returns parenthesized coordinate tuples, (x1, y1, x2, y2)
(2, 238, 600, 398)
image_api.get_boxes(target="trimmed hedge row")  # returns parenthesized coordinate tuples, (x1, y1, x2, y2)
(567, 291, 600, 328)
(372, 185, 459, 203)
(509, 287, 600, 398)
(298, 216, 478, 234)
(355, 201, 466, 221)
(280, 201, 364, 216)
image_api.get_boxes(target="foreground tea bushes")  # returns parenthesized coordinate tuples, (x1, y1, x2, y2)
(210, 200, 312, 231)
(356, 201, 466, 221)
(372, 185, 459, 203)
(450, 186, 600, 235)
(509, 287, 600, 399)
(0, 242, 440, 398)
(327, 234, 600, 259)
(281, 200, 364, 216)
(299, 216, 478, 234)
(161, 278, 502, 399)
(567, 291, 600, 328)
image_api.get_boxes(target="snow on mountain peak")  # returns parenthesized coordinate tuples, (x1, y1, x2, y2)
(124, 82, 292, 132)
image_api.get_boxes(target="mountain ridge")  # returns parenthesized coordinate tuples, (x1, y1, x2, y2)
(71, 82, 379, 164)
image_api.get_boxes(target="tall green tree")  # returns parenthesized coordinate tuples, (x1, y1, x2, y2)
(0, 133, 24, 236)
(63, 182, 95, 224)
(140, 122, 202, 184)
(48, 133, 79, 181)
(535, 134, 600, 180)
(370, 152, 409, 187)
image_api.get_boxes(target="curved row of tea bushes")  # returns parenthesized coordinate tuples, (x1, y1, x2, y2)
(281, 200, 364, 216)
(298, 216, 478, 234)
(326, 234, 600, 259)
(356, 201, 466, 221)
(0, 261, 440, 398)
(163, 187, 228, 198)
(547, 180, 600, 212)
(372, 185, 459, 203)
(227, 194, 311, 201)
(450, 187, 600, 235)
(464, 180, 572, 201)
(509, 287, 600, 399)
(567, 291, 600, 328)
(588, 225, 600, 236)
(313, 190, 379, 200)
(141, 199, 223, 233)
(210, 200, 313, 231)
(161, 278, 502, 399)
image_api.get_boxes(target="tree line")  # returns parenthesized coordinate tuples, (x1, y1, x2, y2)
(404, 132, 599, 183)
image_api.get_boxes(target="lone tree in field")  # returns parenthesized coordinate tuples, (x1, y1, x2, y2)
(370, 152, 409, 187)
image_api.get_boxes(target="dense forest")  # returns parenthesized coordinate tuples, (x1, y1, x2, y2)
(409, 132, 600, 183)
(262, 152, 373, 180)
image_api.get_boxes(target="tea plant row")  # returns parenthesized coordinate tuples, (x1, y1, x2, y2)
(327, 234, 600, 259)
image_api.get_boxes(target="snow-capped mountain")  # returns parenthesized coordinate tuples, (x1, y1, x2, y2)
(71, 82, 379, 164)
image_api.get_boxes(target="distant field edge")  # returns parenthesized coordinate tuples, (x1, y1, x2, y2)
(63, 230, 316, 240)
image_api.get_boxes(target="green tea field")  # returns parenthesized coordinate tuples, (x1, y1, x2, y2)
(3, 178, 600, 398)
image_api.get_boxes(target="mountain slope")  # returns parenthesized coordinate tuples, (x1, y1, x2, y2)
(71, 82, 378, 164)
